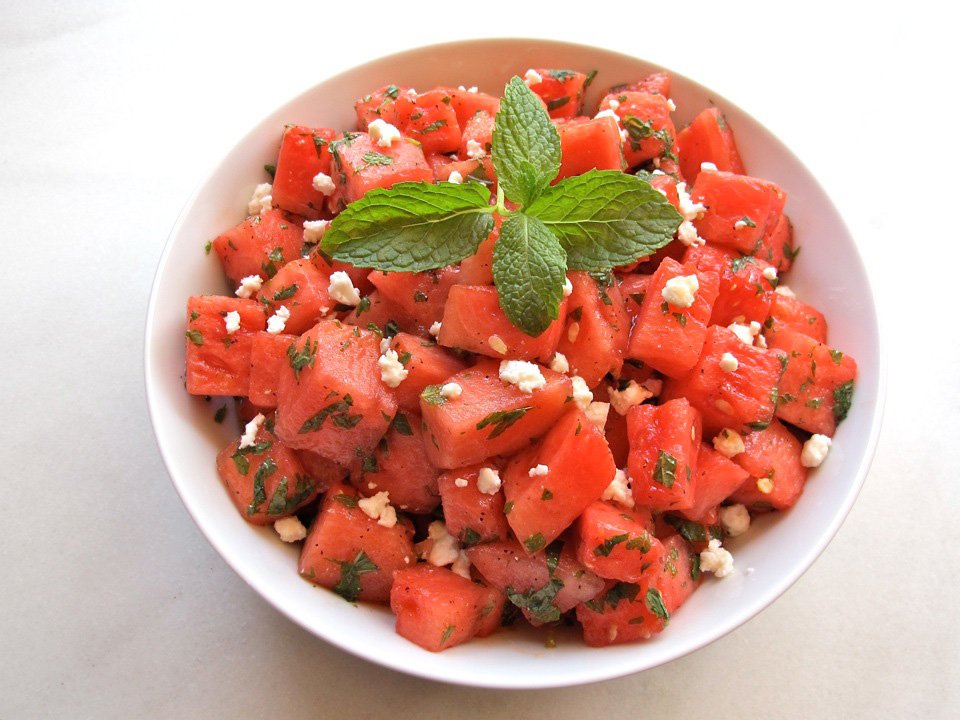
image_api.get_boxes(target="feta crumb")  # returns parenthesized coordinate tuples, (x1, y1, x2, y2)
(562, 277, 573, 297)
(247, 183, 273, 215)
(594, 109, 620, 121)
(719, 352, 739, 372)
(476, 467, 501, 495)
(302, 219, 329, 244)
(677, 220, 705, 247)
(800, 433, 832, 468)
(712, 428, 745, 458)
(619, 128, 630, 143)
(608, 99, 621, 111)
(327, 270, 361, 306)
(608, 380, 653, 416)
(238, 413, 266, 449)
(426, 521, 461, 567)
(266, 305, 290, 334)
(762, 266, 778, 282)
(224, 310, 241, 334)
(567, 321, 580, 343)
(700, 161, 718, 173)
(406, 88, 418, 99)
(734, 218, 750, 230)
(756, 476, 774, 494)
(368, 118, 401, 148)
(312, 172, 336, 196)
(719, 504, 751, 538)
(571, 375, 593, 411)
(749, 320, 762, 336)
(429, 321, 442, 337)
(379, 337, 391, 354)
(585, 401, 610, 431)
(378, 348, 408, 388)
(235, 274, 263, 299)
(700, 538, 734, 578)
(447, 170, 463, 184)
(488, 334, 508, 355)
(523, 68, 543, 86)
(440, 382, 462, 400)
(465, 139, 485, 159)
(499, 360, 546, 394)
(661, 274, 700, 308)
(274, 516, 307, 543)
(676, 182, 706, 222)
(727, 322, 756, 346)
(451, 551, 472, 579)
(601, 468, 634, 508)
(454, 477, 468, 488)
(550, 352, 570, 374)
(467, 86, 478, 93)
(775, 284, 796, 298)
(755, 334, 768, 349)
(528, 464, 549, 477)
(358, 491, 398, 528)
(667, 98, 677, 111)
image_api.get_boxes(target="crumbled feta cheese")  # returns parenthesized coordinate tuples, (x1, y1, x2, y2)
(700, 538, 734, 578)
(667, 98, 677, 111)
(378, 348, 408, 388)
(662, 274, 700, 308)
(727, 322, 756, 346)
(379, 337, 390, 354)
(457, 85, 478, 94)
(734, 218, 750, 230)
(426, 521, 461, 567)
(358, 491, 398, 528)
(454, 477, 468, 488)
(451, 551, 472, 579)
(440, 382, 462, 400)
(756, 476, 774, 494)
(302, 219, 329, 244)
(499, 360, 546, 394)
(224, 310, 241, 334)
(801, 433, 832, 468)
(585, 401, 610, 431)
(312, 172, 336, 196)
(571, 375, 593, 410)
(755, 334, 768, 349)
(567, 321, 580, 343)
(594, 109, 620, 121)
(488, 334, 508, 355)
(749, 320, 762, 336)
(238, 413, 265, 449)
(447, 170, 463, 184)
(562, 277, 573, 297)
(775, 284, 796, 298)
(676, 182, 706, 221)
(528, 464, 549, 477)
(712, 428, 745, 458)
(549, 352, 570, 374)
(274, 516, 308, 543)
(608, 99, 621, 111)
(465, 139, 485, 159)
(476, 467, 502, 495)
(700, 161, 718, 173)
(367, 118, 401, 148)
(762, 266, 778, 282)
(235, 274, 263, 299)
(619, 128, 630, 143)
(406, 88, 418, 99)
(677, 220, 705, 247)
(429, 321, 442, 337)
(523, 68, 543, 86)
(247, 183, 273, 215)
(601, 468, 634, 508)
(719, 504, 751, 538)
(719, 352, 739, 372)
(266, 305, 290, 334)
(327, 270, 361, 306)
(608, 380, 653, 416)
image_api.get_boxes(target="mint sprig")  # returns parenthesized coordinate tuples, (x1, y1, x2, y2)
(321, 75, 681, 336)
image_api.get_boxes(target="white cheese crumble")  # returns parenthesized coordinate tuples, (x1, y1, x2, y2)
(594, 109, 620, 121)
(700, 161, 718, 173)
(247, 183, 273, 215)
(224, 310, 241, 334)
(312, 172, 336, 196)
(367, 118, 401, 148)
(676, 182, 706, 221)
(719, 352, 739, 372)
(447, 170, 463, 184)
(457, 85, 478, 94)
(719, 504, 751, 538)
(476, 467, 502, 495)
(451, 551, 472, 579)
(800, 434, 832, 468)
(571, 375, 593, 410)
(728, 321, 761, 346)
(562, 277, 573, 297)
(266, 305, 290, 334)
(274, 516, 308, 543)
(528, 464, 549, 477)
(429, 321, 442, 337)
(302, 219, 329, 244)
(608, 380, 653, 416)
(585, 401, 610, 431)
(488, 334, 508, 355)
(667, 98, 677, 111)
(454, 477, 468, 488)
(756, 476, 774, 494)
(499, 360, 546, 394)
(465, 139, 485, 159)
(439, 382, 462, 400)
(677, 220, 704, 247)
(661, 274, 700, 308)
(523, 68, 543, 86)
(327, 270, 361, 306)
(619, 128, 630, 143)
(235, 274, 263, 299)
(358, 491, 398, 528)
(379, 337, 391, 354)
(378, 348, 408, 388)
(734, 218, 750, 230)
(601, 469, 634, 508)
(608, 99, 621, 111)
(426, 521, 461, 567)
(775, 284, 796, 298)
(238, 413, 265, 449)
(700, 538, 734, 577)
(762, 266, 778, 282)
(549, 352, 570, 374)
(712, 428, 745, 458)
(755, 333, 768, 349)
(567, 321, 580, 343)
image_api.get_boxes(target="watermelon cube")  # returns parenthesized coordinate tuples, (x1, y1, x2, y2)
(556, 116, 625, 181)
(764, 293, 828, 344)
(527, 68, 588, 119)
(257, 256, 335, 335)
(271, 125, 336, 219)
(328, 132, 433, 209)
(248, 331, 297, 408)
(212, 208, 305, 286)
(677, 107, 746, 183)
(368, 265, 461, 328)
(681, 443, 751, 522)
(598, 90, 677, 167)
(575, 502, 664, 583)
(437, 464, 511, 545)
(730, 419, 808, 511)
(691, 169, 786, 254)
(185, 296, 265, 396)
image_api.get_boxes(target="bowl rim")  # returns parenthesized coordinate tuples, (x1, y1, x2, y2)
(144, 37, 886, 688)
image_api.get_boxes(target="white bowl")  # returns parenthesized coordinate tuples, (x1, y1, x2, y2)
(145, 38, 884, 688)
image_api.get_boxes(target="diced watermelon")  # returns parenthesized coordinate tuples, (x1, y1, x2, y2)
(457, 214, 500, 286)
(248, 331, 297, 408)
(527, 68, 588, 119)
(185, 296, 265, 396)
(390, 565, 504, 651)
(556, 116, 625, 181)
(627, 398, 701, 511)
(599, 91, 677, 168)
(328, 258, 374, 296)
(681, 443, 751, 521)
(384, 332, 467, 413)
(368, 265, 461, 328)
(271, 125, 336, 219)
(691, 169, 786, 254)
(299, 483, 414, 603)
(442, 86, 500, 126)
(575, 502, 663, 583)
(503, 408, 617, 552)
(354, 84, 416, 130)
(328, 132, 433, 209)
(603, 397, 632, 468)
(257, 256, 335, 335)
(677, 107, 746, 183)
(764, 293, 828, 344)
(608, 71, 671, 98)
(457, 110, 494, 160)
(730, 419, 808, 511)
(212, 208, 305, 286)
(438, 464, 510, 545)
(754, 213, 796, 272)
(419, 358, 572, 469)
(341, 290, 423, 339)
(295, 450, 347, 493)
(402, 88, 462, 155)
(273, 320, 396, 465)
(683, 244, 775, 326)
(769, 329, 857, 436)
(617, 273, 651, 326)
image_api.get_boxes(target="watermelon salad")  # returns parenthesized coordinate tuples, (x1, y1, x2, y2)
(183, 67, 857, 651)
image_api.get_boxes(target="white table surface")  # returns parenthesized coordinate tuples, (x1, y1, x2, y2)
(2, 1, 958, 717)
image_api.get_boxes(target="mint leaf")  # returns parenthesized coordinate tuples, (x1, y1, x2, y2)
(492, 77, 561, 207)
(526, 170, 682, 270)
(493, 213, 566, 336)
(320, 182, 494, 272)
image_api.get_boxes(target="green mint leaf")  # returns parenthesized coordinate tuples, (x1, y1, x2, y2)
(475, 406, 532, 439)
(833, 380, 854, 421)
(320, 182, 494, 273)
(246, 458, 277, 515)
(332, 550, 378, 602)
(524, 533, 546, 553)
(645, 587, 670, 622)
(525, 170, 681, 270)
(491, 77, 561, 207)
(653, 450, 677, 488)
(493, 213, 566, 336)
(506, 577, 564, 624)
